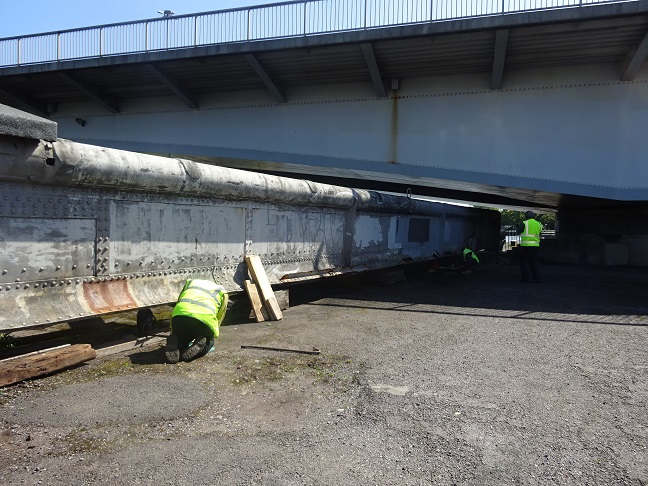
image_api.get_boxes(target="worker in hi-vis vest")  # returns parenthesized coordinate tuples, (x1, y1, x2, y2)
(462, 247, 480, 274)
(519, 210, 543, 283)
(165, 279, 228, 364)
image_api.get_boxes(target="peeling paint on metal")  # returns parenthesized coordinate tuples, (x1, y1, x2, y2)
(83, 280, 137, 313)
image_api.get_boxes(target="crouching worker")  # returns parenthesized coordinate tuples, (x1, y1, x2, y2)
(461, 247, 480, 274)
(165, 279, 228, 364)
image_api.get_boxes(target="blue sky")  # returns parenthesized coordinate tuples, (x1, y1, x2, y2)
(0, 0, 279, 38)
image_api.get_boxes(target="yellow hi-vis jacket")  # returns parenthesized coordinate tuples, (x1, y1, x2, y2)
(521, 219, 542, 247)
(463, 248, 480, 263)
(171, 279, 228, 337)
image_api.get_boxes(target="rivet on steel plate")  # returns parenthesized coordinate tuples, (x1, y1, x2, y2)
(56, 265, 61, 270)
(72, 264, 77, 269)
(1, 270, 6, 275)
(15, 278, 20, 282)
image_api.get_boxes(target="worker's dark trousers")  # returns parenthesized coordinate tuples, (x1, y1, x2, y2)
(170, 315, 215, 352)
(520, 246, 541, 283)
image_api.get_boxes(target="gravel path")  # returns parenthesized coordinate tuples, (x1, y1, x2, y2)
(1, 262, 646, 485)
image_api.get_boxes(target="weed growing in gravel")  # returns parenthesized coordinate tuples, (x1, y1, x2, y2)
(0, 332, 17, 349)
(232, 353, 355, 389)
(53, 425, 127, 455)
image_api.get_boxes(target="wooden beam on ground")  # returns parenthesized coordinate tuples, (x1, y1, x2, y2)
(94, 334, 168, 358)
(244, 279, 268, 322)
(0, 344, 70, 364)
(0, 344, 96, 387)
(245, 255, 283, 320)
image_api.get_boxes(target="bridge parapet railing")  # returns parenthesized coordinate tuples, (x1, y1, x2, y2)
(0, 0, 630, 67)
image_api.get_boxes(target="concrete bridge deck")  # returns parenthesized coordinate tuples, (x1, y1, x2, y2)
(1, 1, 648, 246)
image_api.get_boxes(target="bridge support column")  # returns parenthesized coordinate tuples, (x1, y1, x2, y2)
(543, 207, 648, 267)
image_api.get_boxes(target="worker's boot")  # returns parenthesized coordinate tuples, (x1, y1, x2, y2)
(205, 337, 215, 354)
(165, 334, 180, 364)
(181, 337, 207, 362)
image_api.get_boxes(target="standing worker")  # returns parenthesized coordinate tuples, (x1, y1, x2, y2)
(519, 210, 542, 283)
(165, 279, 228, 364)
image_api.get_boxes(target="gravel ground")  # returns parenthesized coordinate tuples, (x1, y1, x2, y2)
(0, 262, 647, 485)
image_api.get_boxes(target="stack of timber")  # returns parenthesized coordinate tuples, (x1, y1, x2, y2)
(244, 255, 284, 322)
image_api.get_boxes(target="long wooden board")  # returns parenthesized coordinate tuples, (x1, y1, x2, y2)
(244, 279, 268, 322)
(245, 255, 283, 320)
(0, 343, 96, 387)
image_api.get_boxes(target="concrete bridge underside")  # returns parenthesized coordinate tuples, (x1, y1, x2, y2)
(2, 1, 648, 265)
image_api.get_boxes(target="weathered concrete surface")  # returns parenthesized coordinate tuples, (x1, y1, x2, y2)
(0, 103, 56, 141)
(0, 262, 646, 485)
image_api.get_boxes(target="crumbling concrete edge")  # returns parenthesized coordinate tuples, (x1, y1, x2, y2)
(0, 103, 57, 141)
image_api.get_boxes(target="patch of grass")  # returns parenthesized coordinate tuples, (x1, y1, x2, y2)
(53, 425, 124, 455)
(232, 353, 355, 388)
(50, 355, 176, 388)
(0, 332, 17, 350)
(233, 356, 295, 384)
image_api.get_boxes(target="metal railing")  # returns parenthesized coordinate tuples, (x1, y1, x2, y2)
(0, 0, 630, 68)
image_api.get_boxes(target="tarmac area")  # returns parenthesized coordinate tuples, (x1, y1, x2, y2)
(0, 261, 647, 485)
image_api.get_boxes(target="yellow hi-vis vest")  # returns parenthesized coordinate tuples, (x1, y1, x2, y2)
(521, 219, 542, 247)
(171, 279, 227, 337)
(463, 248, 480, 263)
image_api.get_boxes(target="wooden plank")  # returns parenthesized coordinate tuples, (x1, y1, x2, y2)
(265, 298, 283, 321)
(244, 279, 267, 322)
(95, 334, 167, 358)
(0, 344, 71, 364)
(0, 343, 96, 387)
(245, 255, 283, 320)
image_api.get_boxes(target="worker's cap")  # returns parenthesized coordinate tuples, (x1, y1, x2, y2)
(525, 210, 536, 219)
